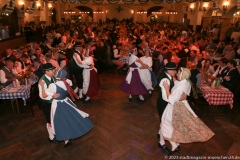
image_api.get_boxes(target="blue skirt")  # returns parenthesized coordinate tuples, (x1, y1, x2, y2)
(53, 99, 93, 141)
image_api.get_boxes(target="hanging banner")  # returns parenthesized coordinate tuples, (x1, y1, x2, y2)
(151, 0, 163, 4)
(61, 0, 68, 3)
(69, 0, 77, 3)
(166, 0, 173, 4)
(175, 0, 182, 3)
(2, 0, 16, 14)
(77, 0, 90, 3)
(107, 0, 120, 4)
(93, 0, 104, 4)
(123, 0, 135, 4)
(138, 0, 149, 4)
(186, 0, 197, 3)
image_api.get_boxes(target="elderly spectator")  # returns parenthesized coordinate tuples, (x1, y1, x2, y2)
(4, 49, 17, 62)
(213, 58, 229, 80)
(221, 60, 240, 92)
(202, 59, 215, 74)
(0, 60, 16, 86)
(222, 44, 235, 60)
(30, 58, 43, 80)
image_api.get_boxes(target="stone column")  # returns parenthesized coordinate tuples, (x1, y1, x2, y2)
(220, 18, 232, 41)
(55, 3, 61, 24)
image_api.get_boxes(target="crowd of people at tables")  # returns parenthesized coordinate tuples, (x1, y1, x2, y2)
(0, 21, 239, 150)
(0, 21, 239, 96)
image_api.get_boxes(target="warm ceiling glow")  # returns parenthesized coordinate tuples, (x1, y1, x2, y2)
(203, 3, 208, 8)
(19, 1, 24, 5)
(223, 1, 229, 6)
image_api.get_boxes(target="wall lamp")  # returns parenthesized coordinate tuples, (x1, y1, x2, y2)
(222, 0, 229, 13)
(37, 3, 43, 11)
(19, 1, 24, 11)
(189, 5, 194, 13)
(202, 4, 208, 12)
(48, 4, 53, 11)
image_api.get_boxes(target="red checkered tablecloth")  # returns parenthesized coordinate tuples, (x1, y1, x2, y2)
(199, 84, 234, 108)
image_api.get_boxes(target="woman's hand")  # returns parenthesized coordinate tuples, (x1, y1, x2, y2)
(163, 80, 169, 90)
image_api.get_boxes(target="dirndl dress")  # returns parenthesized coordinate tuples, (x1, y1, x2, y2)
(119, 63, 147, 95)
(50, 83, 93, 141)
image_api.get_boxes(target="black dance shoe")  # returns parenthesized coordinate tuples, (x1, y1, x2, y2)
(64, 140, 72, 148)
(48, 138, 60, 144)
(158, 143, 171, 154)
(168, 146, 180, 155)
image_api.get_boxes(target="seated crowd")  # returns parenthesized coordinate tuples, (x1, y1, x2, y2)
(0, 21, 239, 99)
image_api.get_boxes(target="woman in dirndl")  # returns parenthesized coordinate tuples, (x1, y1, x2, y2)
(119, 48, 147, 101)
(160, 67, 214, 154)
(39, 78, 93, 147)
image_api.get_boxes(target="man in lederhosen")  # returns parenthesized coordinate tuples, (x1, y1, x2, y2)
(38, 63, 60, 142)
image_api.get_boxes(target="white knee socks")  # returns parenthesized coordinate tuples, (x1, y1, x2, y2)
(46, 123, 54, 140)
(79, 89, 83, 98)
(169, 141, 178, 151)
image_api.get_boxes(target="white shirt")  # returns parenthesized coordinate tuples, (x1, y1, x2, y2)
(0, 67, 12, 84)
(159, 73, 172, 102)
(38, 74, 54, 100)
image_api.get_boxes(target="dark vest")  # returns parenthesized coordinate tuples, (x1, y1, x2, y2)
(112, 48, 120, 60)
(72, 49, 84, 70)
(157, 72, 174, 108)
(217, 66, 229, 79)
(39, 75, 56, 103)
(190, 69, 200, 86)
(1, 67, 14, 86)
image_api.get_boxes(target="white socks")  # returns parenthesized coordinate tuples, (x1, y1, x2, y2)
(169, 141, 178, 151)
(129, 94, 132, 99)
(74, 87, 78, 93)
(79, 89, 83, 98)
(85, 96, 90, 101)
(159, 134, 165, 146)
(46, 123, 54, 140)
(139, 95, 144, 100)
(149, 90, 152, 94)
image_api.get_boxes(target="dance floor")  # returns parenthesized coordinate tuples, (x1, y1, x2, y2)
(0, 72, 240, 160)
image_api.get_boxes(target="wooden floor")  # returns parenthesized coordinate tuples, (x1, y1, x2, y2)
(0, 72, 240, 160)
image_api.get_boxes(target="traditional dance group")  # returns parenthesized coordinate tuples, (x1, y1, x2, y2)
(119, 49, 215, 155)
(38, 42, 100, 147)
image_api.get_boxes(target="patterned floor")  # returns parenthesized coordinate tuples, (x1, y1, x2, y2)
(0, 72, 239, 160)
